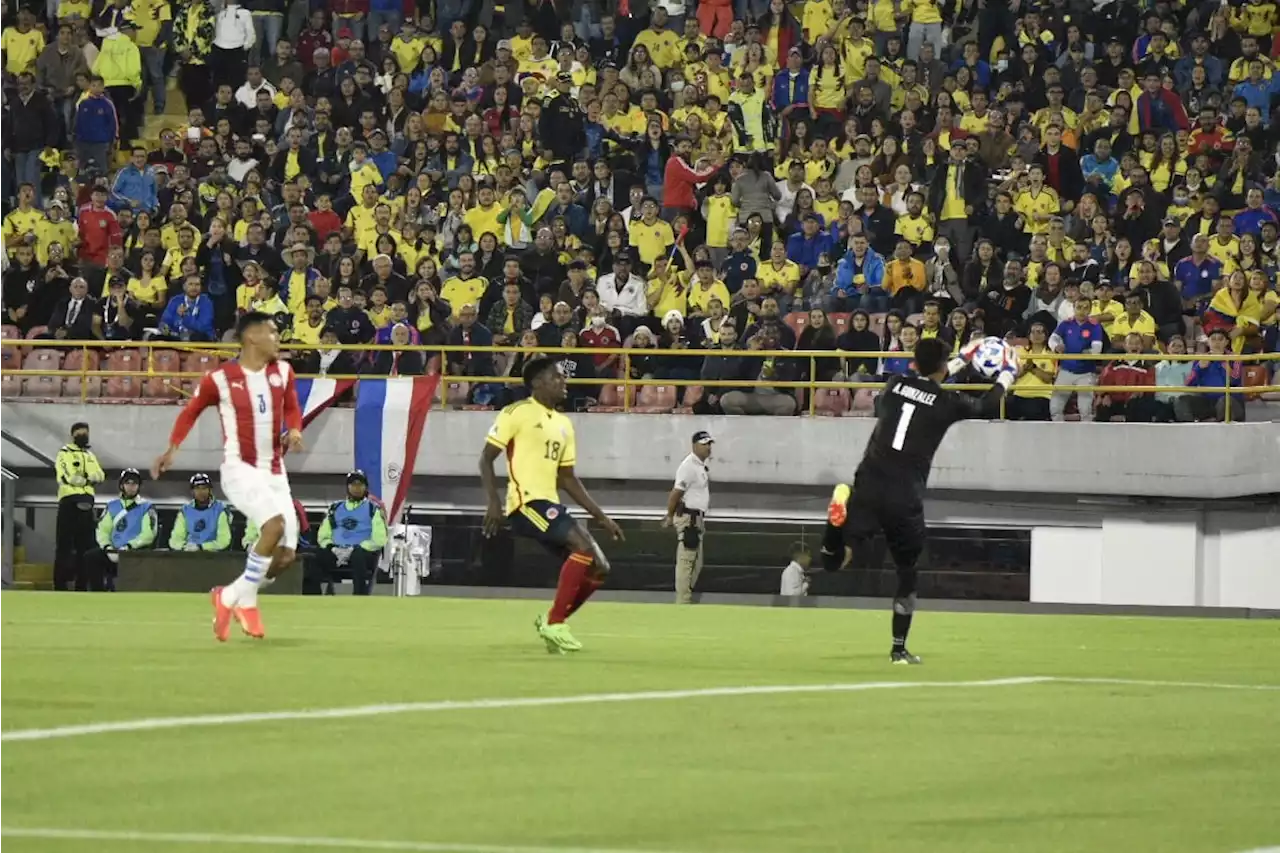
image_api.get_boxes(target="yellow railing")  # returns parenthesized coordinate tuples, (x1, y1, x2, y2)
(2, 339, 1278, 422)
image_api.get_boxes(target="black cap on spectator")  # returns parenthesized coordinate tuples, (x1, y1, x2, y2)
(692, 430, 714, 445)
(614, 249, 632, 263)
(568, 260, 587, 270)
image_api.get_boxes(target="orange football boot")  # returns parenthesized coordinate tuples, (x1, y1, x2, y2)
(827, 483, 851, 527)
(210, 587, 234, 642)
(234, 606, 266, 639)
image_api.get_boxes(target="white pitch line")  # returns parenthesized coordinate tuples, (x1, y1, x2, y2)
(0, 677, 1049, 743)
(4, 676, 1278, 745)
(0, 827, 682, 853)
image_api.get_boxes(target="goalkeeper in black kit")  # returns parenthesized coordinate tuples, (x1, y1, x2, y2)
(821, 337, 1017, 664)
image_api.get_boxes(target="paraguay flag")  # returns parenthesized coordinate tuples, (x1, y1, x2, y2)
(294, 377, 357, 428)
(353, 375, 441, 523)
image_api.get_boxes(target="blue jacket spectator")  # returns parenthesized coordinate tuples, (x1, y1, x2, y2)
(721, 248, 757, 295)
(771, 63, 810, 111)
(1186, 354, 1242, 402)
(785, 221, 833, 271)
(109, 153, 159, 213)
(1232, 204, 1278, 237)
(832, 240, 886, 299)
(1174, 248, 1223, 303)
(158, 283, 216, 341)
(1232, 73, 1280, 125)
(1051, 313, 1106, 374)
(950, 55, 991, 89)
(74, 90, 118, 144)
(369, 146, 399, 181)
(540, 199, 589, 238)
(1174, 52, 1223, 90)
(1080, 150, 1120, 196)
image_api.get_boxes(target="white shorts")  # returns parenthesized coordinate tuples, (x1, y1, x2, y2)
(220, 461, 298, 550)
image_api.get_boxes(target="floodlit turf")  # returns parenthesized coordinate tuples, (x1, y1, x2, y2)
(2, 593, 1279, 853)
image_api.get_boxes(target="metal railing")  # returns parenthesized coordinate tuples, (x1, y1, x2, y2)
(2, 338, 1278, 422)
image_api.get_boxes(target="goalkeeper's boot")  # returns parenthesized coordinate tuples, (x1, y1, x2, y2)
(533, 613, 561, 654)
(539, 620, 583, 653)
(827, 483, 851, 527)
(210, 587, 234, 643)
(234, 606, 266, 639)
(890, 649, 922, 665)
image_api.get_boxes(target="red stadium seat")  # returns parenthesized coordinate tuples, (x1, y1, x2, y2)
(1242, 364, 1268, 401)
(675, 384, 704, 413)
(24, 325, 47, 339)
(20, 348, 63, 397)
(812, 387, 851, 416)
(1, 345, 19, 370)
(783, 312, 809, 340)
(829, 313, 851, 337)
(869, 313, 887, 340)
(61, 350, 101, 400)
(850, 388, 878, 416)
(634, 384, 677, 413)
(102, 350, 143, 398)
(905, 312, 924, 328)
(0, 324, 18, 339)
(181, 352, 221, 377)
(1, 374, 21, 397)
(445, 382, 470, 407)
(588, 383, 633, 412)
(145, 348, 186, 397)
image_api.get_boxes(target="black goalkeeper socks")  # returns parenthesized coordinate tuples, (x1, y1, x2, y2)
(892, 612, 913, 650)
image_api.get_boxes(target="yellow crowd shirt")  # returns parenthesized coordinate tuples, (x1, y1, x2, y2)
(1013, 346, 1057, 398)
(704, 195, 736, 248)
(628, 218, 675, 266)
(1014, 187, 1060, 234)
(756, 259, 802, 296)
(2, 26, 44, 74)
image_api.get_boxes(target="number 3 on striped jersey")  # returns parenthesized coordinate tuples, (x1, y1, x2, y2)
(257, 394, 267, 414)
(891, 402, 916, 451)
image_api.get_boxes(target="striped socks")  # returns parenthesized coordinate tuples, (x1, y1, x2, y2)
(220, 550, 272, 609)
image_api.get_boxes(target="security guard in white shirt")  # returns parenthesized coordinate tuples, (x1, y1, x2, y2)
(663, 430, 713, 604)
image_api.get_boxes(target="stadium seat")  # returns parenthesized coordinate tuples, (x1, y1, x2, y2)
(588, 383, 633, 412)
(102, 350, 143, 398)
(676, 384, 704, 413)
(906, 312, 924, 328)
(445, 382, 470, 407)
(869, 313, 887, 340)
(634, 384, 677, 413)
(1242, 364, 1268, 401)
(829, 313, 851, 337)
(24, 325, 47, 339)
(20, 348, 63, 397)
(812, 387, 851, 416)
(1, 344, 19, 371)
(1, 374, 20, 397)
(145, 348, 186, 397)
(850, 388, 878, 416)
(181, 352, 220, 380)
(59, 349, 100, 399)
(783, 312, 809, 340)
(0, 324, 18, 339)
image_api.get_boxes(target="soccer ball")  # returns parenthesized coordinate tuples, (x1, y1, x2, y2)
(969, 336, 1014, 378)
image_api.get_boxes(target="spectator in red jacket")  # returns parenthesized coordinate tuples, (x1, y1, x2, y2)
(662, 135, 718, 222)
(76, 186, 122, 269)
(1096, 332, 1157, 422)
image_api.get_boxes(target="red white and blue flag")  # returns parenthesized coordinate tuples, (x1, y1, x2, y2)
(353, 375, 440, 523)
(294, 377, 356, 428)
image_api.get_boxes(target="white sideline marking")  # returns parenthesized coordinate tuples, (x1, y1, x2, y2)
(4, 676, 1278, 744)
(2, 678, 1048, 742)
(0, 827, 680, 853)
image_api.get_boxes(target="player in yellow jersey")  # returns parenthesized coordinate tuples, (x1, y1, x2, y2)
(480, 358, 624, 654)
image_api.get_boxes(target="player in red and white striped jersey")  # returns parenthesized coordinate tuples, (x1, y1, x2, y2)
(152, 312, 304, 642)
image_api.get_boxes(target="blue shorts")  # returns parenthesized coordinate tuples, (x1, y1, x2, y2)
(507, 500, 576, 558)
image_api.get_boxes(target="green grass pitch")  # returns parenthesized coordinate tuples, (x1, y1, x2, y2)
(3, 593, 1279, 853)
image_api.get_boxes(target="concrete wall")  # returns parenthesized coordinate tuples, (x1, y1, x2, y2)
(1029, 508, 1280, 608)
(4, 403, 1279, 498)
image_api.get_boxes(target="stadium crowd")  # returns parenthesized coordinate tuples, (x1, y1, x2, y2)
(3, 0, 1279, 420)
